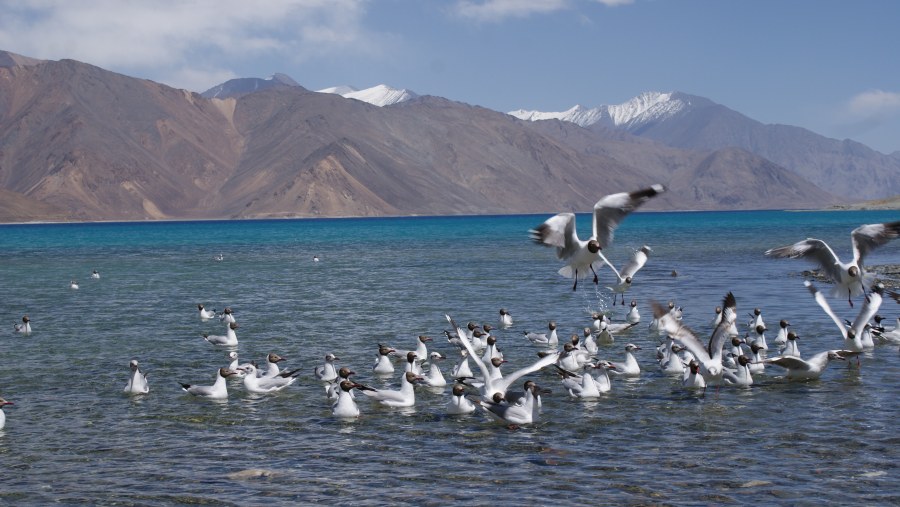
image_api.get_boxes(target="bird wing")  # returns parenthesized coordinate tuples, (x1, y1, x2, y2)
(530, 213, 581, 260)
(651, 300, 711, 363)
(493, 351, 561, 396)
(620, 247, 649, 279)
(592, 184, 666, 248)
(849, 289, 883, 337)
(446, 315, 492, 389)
(851, 221, 900, 266)
(765, 239, 843, 282)
(708, 292, 736, 362)
(764, 356, 811, 371)
(804, 281, 848, 338)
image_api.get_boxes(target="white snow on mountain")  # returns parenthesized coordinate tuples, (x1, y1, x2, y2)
(317, 84, 417, 107)
(509, 92, 688, 129)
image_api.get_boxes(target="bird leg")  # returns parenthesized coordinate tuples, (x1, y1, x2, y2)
(572, 271, 578, 291)
(848, 288, 854, 308)
(590, 265, 599, 285)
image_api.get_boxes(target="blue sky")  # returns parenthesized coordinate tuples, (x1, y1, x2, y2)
(1, 0, 899, 154)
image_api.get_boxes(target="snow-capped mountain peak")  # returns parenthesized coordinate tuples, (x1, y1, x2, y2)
(317, 84, 417, 107)
(509, 91, 690, 129)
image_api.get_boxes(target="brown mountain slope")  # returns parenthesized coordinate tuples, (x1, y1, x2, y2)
(0, 51, 843, 222)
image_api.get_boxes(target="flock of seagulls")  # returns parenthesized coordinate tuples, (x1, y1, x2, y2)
(3, 187, 899, 431)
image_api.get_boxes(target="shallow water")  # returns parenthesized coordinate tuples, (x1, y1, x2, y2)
(1, 210, 899, 505)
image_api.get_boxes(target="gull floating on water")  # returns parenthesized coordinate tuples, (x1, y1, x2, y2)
(180, 368, 238, 399)
(498, 308, 513, 328)
(0, 398, 12, 429)
(332, 380, 362, 418)
(446, 384, 477, 415)
(124, 359, 149, 394)
(763, 350, 858, 380)
(357, 371, 423, 408)
(530, 184, 666, 291)
(197, 304, 217, 321)
(202, 322, 239, 347)
(314, 353, 340, 382)
(805, 280, 884, 353)
(13, 315, 31, 335)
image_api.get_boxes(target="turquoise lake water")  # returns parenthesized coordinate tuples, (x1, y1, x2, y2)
(0, 210, 898, 505)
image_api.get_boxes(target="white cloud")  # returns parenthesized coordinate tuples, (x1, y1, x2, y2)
(453, 0, 633, 22)
(846, 89, 900, 119)
(0, 0, 381, 90)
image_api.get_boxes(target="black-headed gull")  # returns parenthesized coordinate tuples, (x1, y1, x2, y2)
(332, 381, 363, 418)
(603, 245, 652, 305)
(0, 398, 12, 429)
(91, 269, 100, 279)
(653, 292, 736, 385)
(530, 184, 666, 291)
(358, 371, 423, 408)
(124, 359, 149, 395)
(603, 343, 642, 376)
(446, 384, 477, 415)
(13, 315, 31, 335)
(314, 353, 340, 382)
(804, 280, 884, 352)
(498, 308, 513, 328)
(325, 367, 357, 400)
(202, 322, 239, 347)
(422, 352, 447, 387)
(557, 363, 611, 398)
(626, 300, 640, 324)
(477, 382, 548, 427)
(765, 221, 900, 306)
(763, 350, 858, 380)
(722, 355, 753, 387)
(197, 304, 216, 321)
(180, 368, 238, 399)
(240, 364, 300, 393)
(373, 344, 397, 375)
(523, 321, 558, 348)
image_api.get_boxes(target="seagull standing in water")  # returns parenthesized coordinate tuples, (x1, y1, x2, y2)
(530, 184, 666, 291)
(124, 359, 149, 394)
(765, 221, 900, 307)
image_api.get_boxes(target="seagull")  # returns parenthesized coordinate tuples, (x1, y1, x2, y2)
(530, 184, 666, 291)
(325, 367, 357, 400)
(477, 382, 549, 427)
(69, 279, 79, 290)
(782, 331, 801, 358)
(446, 314, 559, 400)
(603, 245, 652, 305)
(240, 364, 300, 393)
(722, 355, 753, 387)
(773, 319, 791, 350)
(765, 221, 900, 306)
(197, 304, 217, 321)
(523, 321, 559, 348)
(180, 368, 238, 399)
(763, 350, 858, 380)
(357, 371, 423, 408)
(446, 384, 477, 415)
(603, 343, 642, 376)
(0, 398, 12, 429)
(557, 363, 612, 398)
(682, 360, 707, 389)
(332, 380, 363, 418)
(498, 308, 513, 328)
(805, 280, 884, 353)
(747, 307, 766, 332)
(217, 307, 236, 323)
(124, 359, 149, 394)
(373, 344, 397, 375)
(403, 351, 423, 375)
(314, 353, 340, 382)
(626, 300, 641, 324)
(226, 352, 248, 378)
(422, 352, 448, 388)
(395, 335, 432, 362)
(90, 269, 100, 279)
(13, 315, 31, 335)
(259, 353, 286, 379)
(653, 292, 736, 386)
(450, 349, 474, 379)
(201, 322, 239, 347)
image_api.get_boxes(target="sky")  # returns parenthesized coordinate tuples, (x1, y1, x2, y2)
(1, 0, 899, 154)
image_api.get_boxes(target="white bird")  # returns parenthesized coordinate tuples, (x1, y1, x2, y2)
(748, 324, 768, 351)
(782, 331, 801, 358)
(450, 349, 474, 379)
(0, 398, 12, 429)
(180, 368, 238, 399)
(423, 352, 448, 388)
(198, 304, 217, 321)
(604, 343, 642, 376)
(373, 344, 397, 375)
(748, 343, 766, 374)
(403, 351, 423, 376)
(747, 307, 766, 332)
(446, 384, 477, 415)
(358, 371, 423, 408)
(69, 279, 79, 290)
(773, 319, 791, 350)
(314, 353, 340, 382)
(764, 350, 858, 380)
(723, 355, 753, 387)
(478, 382, 548, 427)
(805, 280, 884, 353)
(332, 381, 362, 418)
(498, 308, 513, 328)
(523, 321, 558, 348)
(202, 322, 239, 347)
(603, 245, 652, 305)
(766, 221, 900, 307)
(124, 359, 149, 394)
(325, 367, 357, 400)
(446, 314, 560, 401)
(530, 184, 666, 291)
(226, 351, 248, 378)
(682, 361, 707, 389)
(874, 317, 900, 344)
(90, 269, 100, 279)
(660, 343, 687, 374)
(480, 335, 504, 364)
(13, 315, 31, 335)
(558, 342, 591, 372)
(626, 300, 641, 324)
(240, 364, 299, 393)
(217, 307, 236, 323)
(654, 292, 736, 386)
(557, 363, 611, 398)
(396, 335, 432, 362)
(258, 353, 287, 379)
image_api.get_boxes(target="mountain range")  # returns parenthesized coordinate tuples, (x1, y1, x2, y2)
(0, 49, 896, 223)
